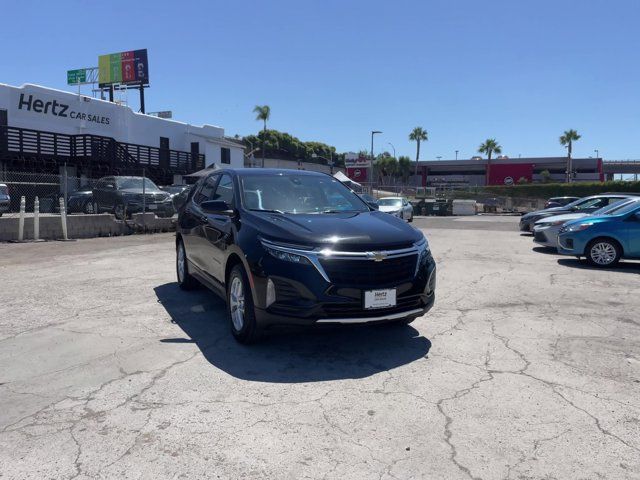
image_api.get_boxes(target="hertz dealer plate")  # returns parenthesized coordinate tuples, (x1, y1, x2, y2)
(364, 289, 396, 309)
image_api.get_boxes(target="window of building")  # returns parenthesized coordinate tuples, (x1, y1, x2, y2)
(221, 147, 231, 164)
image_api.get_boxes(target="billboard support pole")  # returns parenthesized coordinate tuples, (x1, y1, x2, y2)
(109, 85, 114, 102)
(139, 82, 146, 114)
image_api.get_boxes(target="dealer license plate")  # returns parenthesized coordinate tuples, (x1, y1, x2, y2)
(364, 289, 396, 309)
(147, 204, 158, 210)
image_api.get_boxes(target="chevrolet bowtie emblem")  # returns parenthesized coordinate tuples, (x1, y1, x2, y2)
(371, 252, 387, 262)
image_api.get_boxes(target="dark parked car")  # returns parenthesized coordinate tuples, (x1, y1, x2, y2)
(160, 184, 192, 210)
(544, 196, 580, 209)
(93, 176, 175, 219)
(65, 187, 96, 214)
(519, 194, 637, 232)
(176, 169, 436, 343)
(0, 184, 9, 216)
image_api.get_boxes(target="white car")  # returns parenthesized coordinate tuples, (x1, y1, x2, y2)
(378, 197, 413, 222)
(533, 198, 637, 249)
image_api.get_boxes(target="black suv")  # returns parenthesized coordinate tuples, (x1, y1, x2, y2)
(176, 169, 436, 343)
(93, 176, 175, 219)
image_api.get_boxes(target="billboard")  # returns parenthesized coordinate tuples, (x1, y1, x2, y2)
(345, 157, 371, 168)
(98, 49, 149, 86)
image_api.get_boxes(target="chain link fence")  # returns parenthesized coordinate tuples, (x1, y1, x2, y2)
(0, 171, 101, 217)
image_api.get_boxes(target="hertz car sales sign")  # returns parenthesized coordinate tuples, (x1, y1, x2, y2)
(98, 49, 149, 87)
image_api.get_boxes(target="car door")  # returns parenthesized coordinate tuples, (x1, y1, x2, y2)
(200, 173, 236, 282)
(181, 174, 220, 273)
(623, 205, 640, 258)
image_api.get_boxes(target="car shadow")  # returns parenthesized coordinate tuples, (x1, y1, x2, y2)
(154, 282, 432, 383)
(532, 246, 558, 255)
(557, 258, 640, 274)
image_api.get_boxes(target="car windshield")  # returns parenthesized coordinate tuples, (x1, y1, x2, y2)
(601, 199, 640, 216)
(240, 174, 369, 214)
(569, 197, 608, 210)
(378, 198, 402, 207)
(592, 199, 635, 215)
(161, 186, 186, 194)
(116, 178, 160, 190)
(0, 185, 7, 195)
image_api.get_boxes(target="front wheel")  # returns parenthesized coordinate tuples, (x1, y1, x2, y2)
(83, 199, 96, 214)
(177, 239, 199, 290)
(227, 264, 261, 344)
(585, 238, 621, 267)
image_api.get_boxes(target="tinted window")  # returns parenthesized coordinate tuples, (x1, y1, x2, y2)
(194, 175, 219, 204)
(212, 174, 234, 205)
(221, 148, 231, 164)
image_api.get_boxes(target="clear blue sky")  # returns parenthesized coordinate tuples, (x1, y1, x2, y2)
(1, 0, 639, 160)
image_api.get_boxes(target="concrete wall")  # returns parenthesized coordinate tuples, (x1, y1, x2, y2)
(0, 213, 175, 242)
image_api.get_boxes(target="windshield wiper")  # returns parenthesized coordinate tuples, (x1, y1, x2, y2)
(320, 209, 359, 214)
(248, 208, 286, 214)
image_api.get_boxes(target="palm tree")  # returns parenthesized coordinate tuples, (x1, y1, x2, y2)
(559, 129, 581, 182)
(478, 138, 502, 184)
(409, 127, 428, 178)
(253, 105, 271, 168)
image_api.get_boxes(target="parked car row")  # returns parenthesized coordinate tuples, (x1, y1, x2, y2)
(0, 183, 10, 217)
(522, 194, 640, 267)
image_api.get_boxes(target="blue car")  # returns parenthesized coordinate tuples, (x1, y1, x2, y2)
(557, 198, 640, 267)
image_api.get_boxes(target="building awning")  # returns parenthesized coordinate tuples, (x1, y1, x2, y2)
(333, 170, 362, 188)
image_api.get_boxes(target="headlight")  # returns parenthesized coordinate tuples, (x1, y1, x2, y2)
(560, 222, 593, 234)
(260, 240, 311, 265)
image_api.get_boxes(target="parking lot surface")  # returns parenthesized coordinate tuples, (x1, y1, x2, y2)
(1, 217, 639, 479)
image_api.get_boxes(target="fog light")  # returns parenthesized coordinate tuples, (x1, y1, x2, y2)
(266, 278, 276, 307)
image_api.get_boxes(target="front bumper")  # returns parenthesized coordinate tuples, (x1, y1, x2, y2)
(533, 226, 560, 248)
(249, 246, 437, 328)
(126, 202, 175, 217)
(519, 219, 533, 231)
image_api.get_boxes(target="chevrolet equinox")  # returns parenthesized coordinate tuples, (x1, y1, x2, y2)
(176, 169, 436, 343)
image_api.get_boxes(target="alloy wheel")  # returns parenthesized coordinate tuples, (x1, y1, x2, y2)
(177, 243, 185, 283)
(590, 242, 617, 265)
(229, 276, 245, 331)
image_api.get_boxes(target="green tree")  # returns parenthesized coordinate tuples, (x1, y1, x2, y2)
(560, 129, 581, 182)
(478, 138, 502, 183)
(253, 105, 271, 167)
(540, 169, 552, 183)
(409, 127, 428, 177)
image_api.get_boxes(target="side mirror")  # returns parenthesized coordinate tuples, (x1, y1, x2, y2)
(635, 211, 640, 221)
(367, 201, 379, 210)
(201, 200, 234, 215)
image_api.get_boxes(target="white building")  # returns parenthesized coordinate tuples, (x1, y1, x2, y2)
(0, 83, 244, 182)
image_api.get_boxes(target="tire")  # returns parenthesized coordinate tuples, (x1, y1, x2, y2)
(585, 238, 621, 267)
(114, 202, 126, 220)
(408, 212, 413, 223)
(227, 264, 261, 344)
(176, 239, 199, 290)
(83, 199, 96, 214)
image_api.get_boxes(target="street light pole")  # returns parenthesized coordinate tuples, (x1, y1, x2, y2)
(595, 149, 599, 159)
(388, 142, 396, 159)
(371, 131, 382, 161)
(455, 150, 459, 160)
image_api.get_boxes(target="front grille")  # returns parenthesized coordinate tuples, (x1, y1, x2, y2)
(319, 254, 418, 287)
(534, 231, 547, 242)
(322, 295, 422, 318)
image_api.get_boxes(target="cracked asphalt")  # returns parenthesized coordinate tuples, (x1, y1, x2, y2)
(1, 216, 639, 479)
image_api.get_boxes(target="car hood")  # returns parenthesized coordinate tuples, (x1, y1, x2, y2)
(247, 210, 422, 249)
(534, 212, 588, 225)
(522, 206, 570, 220)
(378, 205, 401, 213)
